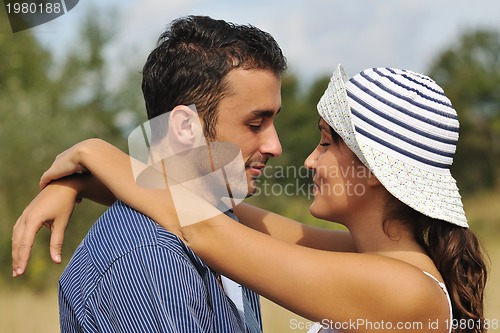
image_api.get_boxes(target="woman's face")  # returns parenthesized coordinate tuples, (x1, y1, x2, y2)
(304, 119, 372, 223)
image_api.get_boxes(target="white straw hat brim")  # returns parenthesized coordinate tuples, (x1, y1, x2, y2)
(360, 143, 467, 226)
(318, 65, 468, 227)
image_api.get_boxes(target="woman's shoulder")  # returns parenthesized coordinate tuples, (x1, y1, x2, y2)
(318, 252, 450, 329)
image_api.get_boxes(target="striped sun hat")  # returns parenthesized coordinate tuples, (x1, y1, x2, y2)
(317, 64, 468, 227)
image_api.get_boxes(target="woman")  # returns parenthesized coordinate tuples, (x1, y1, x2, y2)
(14, 65, 488, 333)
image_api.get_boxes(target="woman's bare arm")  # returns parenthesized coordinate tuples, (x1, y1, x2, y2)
(13, 138, 353, 278)
(234, 203, 356, 252)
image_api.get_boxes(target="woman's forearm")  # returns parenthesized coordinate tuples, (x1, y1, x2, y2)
(234, 203, 355, 252)
(71, 139, 178, 225)
(77, 173, 116, 206)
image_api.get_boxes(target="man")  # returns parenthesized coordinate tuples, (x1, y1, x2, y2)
(13, 15, 286, 332)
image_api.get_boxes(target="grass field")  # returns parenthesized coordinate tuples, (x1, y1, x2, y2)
(1, 191, 499, 333)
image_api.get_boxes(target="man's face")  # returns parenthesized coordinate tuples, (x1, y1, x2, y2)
(213, 68, 282, 195)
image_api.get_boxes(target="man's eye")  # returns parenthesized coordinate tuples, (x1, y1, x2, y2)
(249, 124, 262, 130)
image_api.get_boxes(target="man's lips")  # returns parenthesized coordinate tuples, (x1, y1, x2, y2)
(246, 163, 266, 177)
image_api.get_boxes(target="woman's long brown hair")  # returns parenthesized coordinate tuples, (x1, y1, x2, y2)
(385, 200, 489, 333)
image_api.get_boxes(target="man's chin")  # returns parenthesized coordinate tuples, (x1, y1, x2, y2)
(246, 179, 258, 197)
(246, 187, 256, 198)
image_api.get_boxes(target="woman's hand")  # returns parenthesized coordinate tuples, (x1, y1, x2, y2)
(12, 176, 83, 277)
(13, 139, 118, 277)
(39, 140, 93, 190)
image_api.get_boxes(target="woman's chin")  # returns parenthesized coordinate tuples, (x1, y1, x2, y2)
(309, 202, 324, 219)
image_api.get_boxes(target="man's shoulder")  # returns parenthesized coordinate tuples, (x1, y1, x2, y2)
(88, 200, 157, 244)
(61, 201, 214, 297)
(83, 201, 193, 269)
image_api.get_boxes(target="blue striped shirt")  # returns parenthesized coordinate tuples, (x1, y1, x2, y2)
(59, 201, 262, 332)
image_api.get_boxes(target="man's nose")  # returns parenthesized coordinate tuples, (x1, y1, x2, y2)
(261, 125, 282, 158)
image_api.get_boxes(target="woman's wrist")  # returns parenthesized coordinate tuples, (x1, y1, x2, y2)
(74, 138, 105, 173)
(49, 175, 86, 202)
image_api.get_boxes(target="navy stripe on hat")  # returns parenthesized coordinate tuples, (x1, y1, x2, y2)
(378, 68, 452, 107)
(368, 68, 457, 116)
(345, 67, 460, 170)
(351, 106, 455, 159)
(354, 71, 459, 128)
(354, 126, 451, 169)
(347, 89, 458, 146)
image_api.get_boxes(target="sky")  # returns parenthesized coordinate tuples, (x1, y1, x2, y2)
(20, 0, 500, 85)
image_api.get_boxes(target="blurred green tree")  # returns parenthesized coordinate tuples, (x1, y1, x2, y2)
(428, 30, 500, 193)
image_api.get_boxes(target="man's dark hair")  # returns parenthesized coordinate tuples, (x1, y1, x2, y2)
(141, 15, 287, 139)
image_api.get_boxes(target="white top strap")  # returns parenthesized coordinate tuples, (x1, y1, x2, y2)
(423, 271, 453, 333)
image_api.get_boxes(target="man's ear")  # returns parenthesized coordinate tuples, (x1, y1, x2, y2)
(169, 105, 201, 148)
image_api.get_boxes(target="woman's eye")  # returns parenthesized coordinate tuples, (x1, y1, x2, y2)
(319, 142, 330, 147)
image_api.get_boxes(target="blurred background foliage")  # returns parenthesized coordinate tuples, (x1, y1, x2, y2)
(1, 4, 500, 295)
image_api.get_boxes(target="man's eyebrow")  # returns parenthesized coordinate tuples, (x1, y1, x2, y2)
(251, 107, 281, 118)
